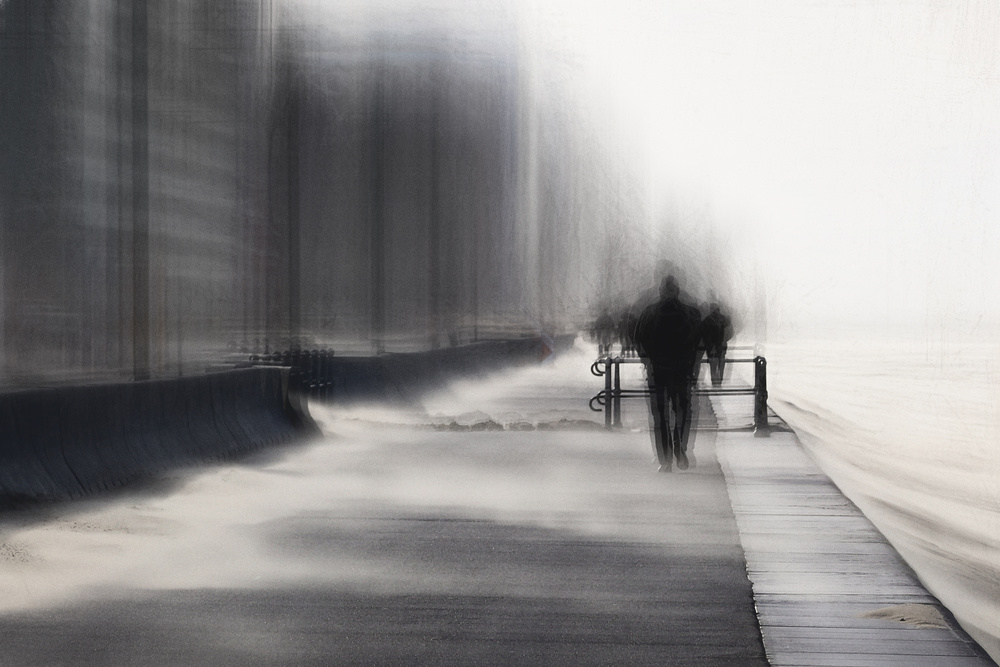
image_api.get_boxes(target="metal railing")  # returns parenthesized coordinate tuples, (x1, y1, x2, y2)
(589, 352, 769, 436)
(249, 349, 336, 400)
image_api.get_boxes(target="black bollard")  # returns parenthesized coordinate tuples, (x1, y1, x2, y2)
(613, 358, 622, 428)
(753, 356, 770, 437)
(604, 357, 613, 428)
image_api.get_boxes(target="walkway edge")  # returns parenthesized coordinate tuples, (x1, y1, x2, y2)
(713, 398, 995, 666)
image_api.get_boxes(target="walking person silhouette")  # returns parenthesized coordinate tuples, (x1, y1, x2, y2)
(701, 299, 733, 386)
(634, 275, 703, 472)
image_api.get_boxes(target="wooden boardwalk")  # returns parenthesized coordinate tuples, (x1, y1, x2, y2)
(711, 394, 995, 666)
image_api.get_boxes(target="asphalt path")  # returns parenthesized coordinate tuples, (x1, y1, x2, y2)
(0, 348, 766, 665)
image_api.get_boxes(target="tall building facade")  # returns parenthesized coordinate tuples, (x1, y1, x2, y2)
(0, 0, 655, 386)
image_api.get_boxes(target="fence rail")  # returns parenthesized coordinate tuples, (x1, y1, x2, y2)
(589, 354, 769, 436)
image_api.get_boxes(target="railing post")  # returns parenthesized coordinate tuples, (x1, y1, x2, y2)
(308, 350, 318, 398)
(325, 350, 336, 402)
(754, 356, 770, 437)
(613, 358, 622, 428)
(321, 349, 333, 402)
(604, 356, 613, 428)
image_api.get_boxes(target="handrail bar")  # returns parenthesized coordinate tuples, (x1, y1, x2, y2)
(589, 353, 769, 436)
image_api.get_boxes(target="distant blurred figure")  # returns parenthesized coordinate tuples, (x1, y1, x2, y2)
(634, 275, 703, 472)
(701, 300, 733, 386)
(618, 308, 639, 357)
(591, 309, 617, 356)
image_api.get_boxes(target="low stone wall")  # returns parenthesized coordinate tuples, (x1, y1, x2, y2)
(0, 336, 574, 503)
(0, 368, 315, 502)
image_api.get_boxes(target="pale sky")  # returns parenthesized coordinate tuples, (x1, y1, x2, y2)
(533, 0, 1000, 336)
(295, 0, 1000, 337)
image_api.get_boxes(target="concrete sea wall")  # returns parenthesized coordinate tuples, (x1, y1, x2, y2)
(0, 337, 569, 503)
(0, 368, 313, 503)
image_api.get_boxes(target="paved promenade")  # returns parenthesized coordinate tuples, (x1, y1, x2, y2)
(0, 351, 763, 665)
(0, 345, 992, 665)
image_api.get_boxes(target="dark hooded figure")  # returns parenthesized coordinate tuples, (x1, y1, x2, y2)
(633, 275, 703, 472)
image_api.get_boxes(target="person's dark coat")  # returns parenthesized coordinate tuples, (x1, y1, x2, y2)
(634, 295, 702, 382)
(700, 306, 732, 355)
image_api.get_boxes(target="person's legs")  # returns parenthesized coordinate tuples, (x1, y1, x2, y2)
(708, 354, 722, 385)
(709, 344, 728, 385)
(646, 368, 673, 470)
(656, 384, 673, 470)
(668, 381, 692, 469)
(679, 384, 694, 450)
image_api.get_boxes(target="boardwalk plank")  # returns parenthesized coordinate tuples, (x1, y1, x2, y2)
(713, 396, 995, 666)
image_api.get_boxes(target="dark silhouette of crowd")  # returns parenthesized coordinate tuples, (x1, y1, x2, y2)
(590, 309, 617, 356)
(597, 274, 735, 472)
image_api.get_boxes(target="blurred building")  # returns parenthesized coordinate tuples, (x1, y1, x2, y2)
(0, 0, 656, 386)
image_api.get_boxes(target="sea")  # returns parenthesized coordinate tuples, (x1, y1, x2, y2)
(762, 328, 1000, 662)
